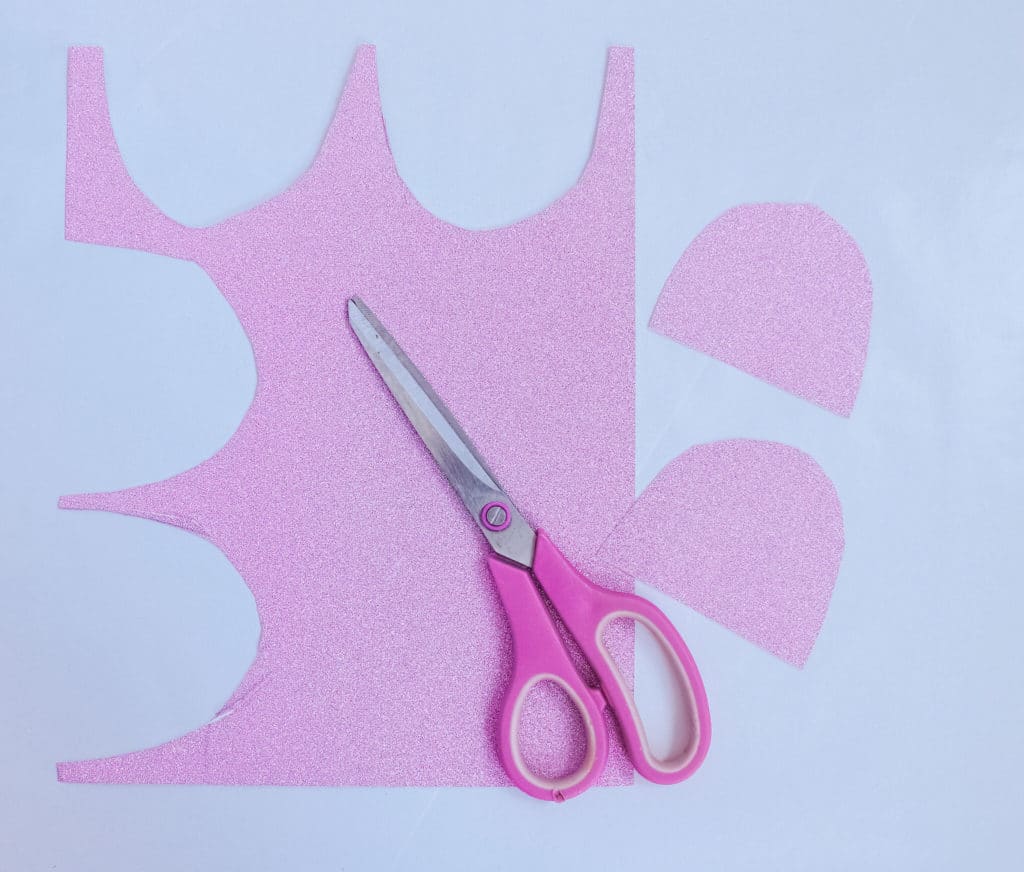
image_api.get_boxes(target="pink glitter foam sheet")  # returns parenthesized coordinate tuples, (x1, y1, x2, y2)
(59, 45, 637, 786)
(650, 204, 872, 417)
(598, 440, 844, 668)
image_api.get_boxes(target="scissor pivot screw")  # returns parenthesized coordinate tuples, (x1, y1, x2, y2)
(481, 501, 511, 531)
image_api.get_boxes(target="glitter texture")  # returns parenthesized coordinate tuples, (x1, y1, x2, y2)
(650, 204, 872, 417)
(59, 45, 635, 786)
(597, 440, 844, 667)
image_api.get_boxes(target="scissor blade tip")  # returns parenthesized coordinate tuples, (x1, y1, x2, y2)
(348, 298, 378, 334)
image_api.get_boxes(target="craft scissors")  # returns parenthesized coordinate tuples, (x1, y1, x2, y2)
(348, 298, 711, 802)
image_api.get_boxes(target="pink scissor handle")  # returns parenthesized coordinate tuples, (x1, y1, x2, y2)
(532, 530, 711, 785)
(487, 554, 610, 802)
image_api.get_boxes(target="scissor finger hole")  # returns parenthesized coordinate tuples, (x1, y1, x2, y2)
(516, 678, 589, 781)
(601, 615, 699, 770)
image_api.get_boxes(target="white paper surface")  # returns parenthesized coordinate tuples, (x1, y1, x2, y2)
(2, 1, 1022, 869)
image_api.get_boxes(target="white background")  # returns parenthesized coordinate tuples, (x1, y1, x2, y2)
(2, 1, 1022, 869)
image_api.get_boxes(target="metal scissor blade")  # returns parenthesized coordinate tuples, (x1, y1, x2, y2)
(348, 297, 537, 568)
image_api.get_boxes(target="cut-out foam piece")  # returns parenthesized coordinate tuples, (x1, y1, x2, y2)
(597, 440, 844, 667)
(650, 204, 872, 416)
(59, 45, 636, 786)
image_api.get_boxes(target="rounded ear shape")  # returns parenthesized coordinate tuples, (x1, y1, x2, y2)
(598, 439, 844, 667)
(651, 204, 872, 417)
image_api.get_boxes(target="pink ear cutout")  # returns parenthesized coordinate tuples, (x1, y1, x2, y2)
(597, 440, 844, 667)
(650, 204, 872, 417)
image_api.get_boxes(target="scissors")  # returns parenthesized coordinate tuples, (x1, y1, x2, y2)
(348, 298, 711, 802)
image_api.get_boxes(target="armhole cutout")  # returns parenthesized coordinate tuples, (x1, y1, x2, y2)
(325, 45, 634, 233)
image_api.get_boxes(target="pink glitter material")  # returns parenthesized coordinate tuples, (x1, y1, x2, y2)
(598, 440, 844, 667)
(59, 45, 636, 785)
(650, 204, 872, 416)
